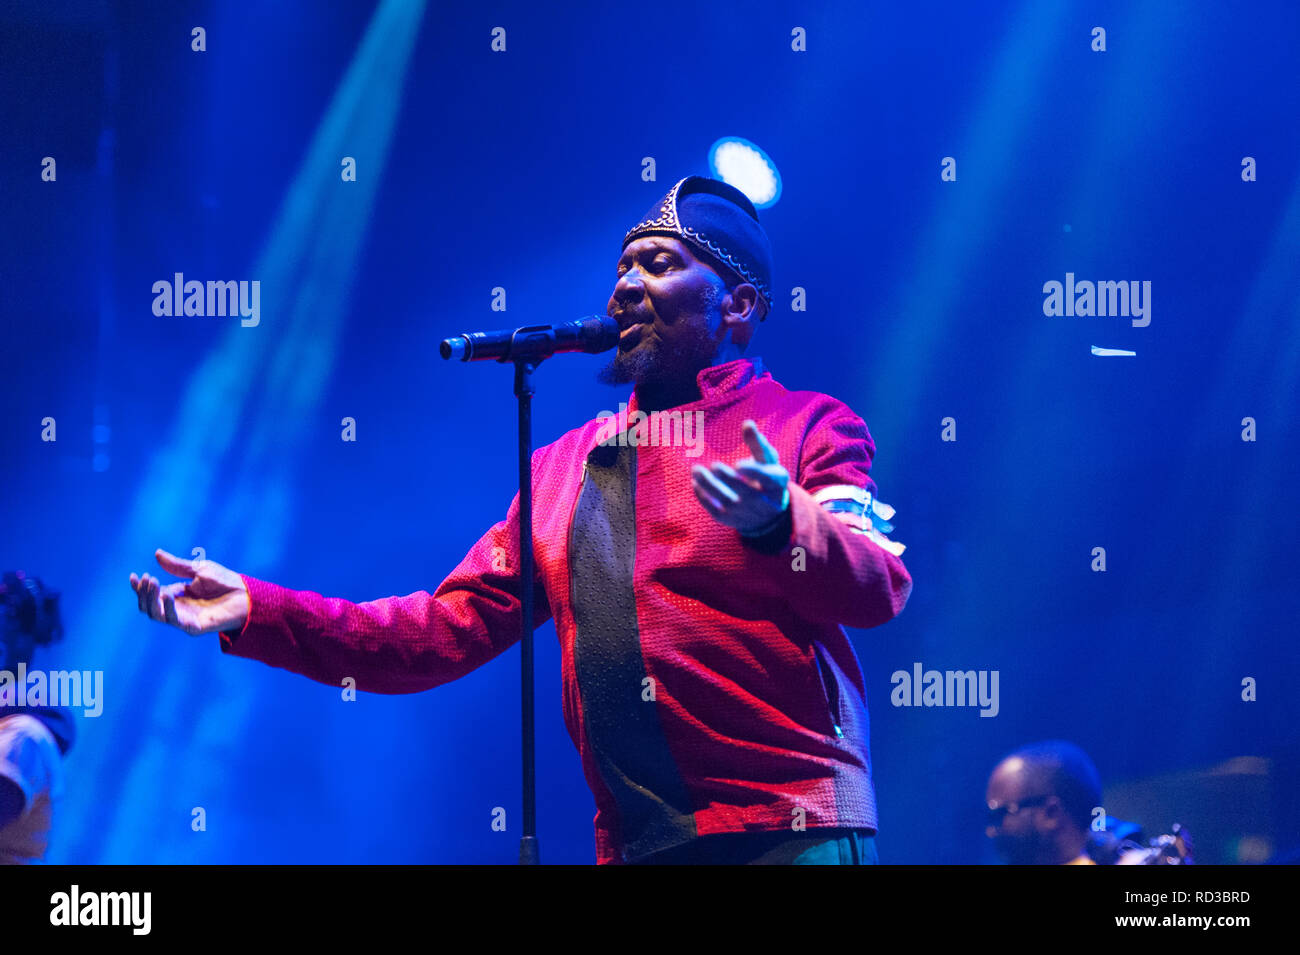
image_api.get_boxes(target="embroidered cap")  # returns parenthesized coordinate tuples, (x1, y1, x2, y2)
(622, 176, 774, 318)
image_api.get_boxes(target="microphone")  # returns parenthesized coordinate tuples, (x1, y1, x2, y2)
(440, 314, 621, 362)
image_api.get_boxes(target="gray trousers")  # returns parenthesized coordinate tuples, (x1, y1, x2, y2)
(629, 828, 879, 865)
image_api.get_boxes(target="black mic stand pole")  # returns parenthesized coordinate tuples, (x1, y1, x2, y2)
(514, 354, 540, 866)
(441, 315, 619, 866)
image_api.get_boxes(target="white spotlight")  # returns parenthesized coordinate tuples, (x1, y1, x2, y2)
(708, 137, 782, 209)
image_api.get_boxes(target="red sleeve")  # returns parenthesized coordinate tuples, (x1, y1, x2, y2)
(216, 487, 551, 694)
(745, 399, 913, 630)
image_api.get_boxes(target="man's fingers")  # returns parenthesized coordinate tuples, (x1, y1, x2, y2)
(142, 577, 156, 618)
(132, 573, 184, 627)
(691, 468, 727, 512)
(137, 574, 153, 613)
(742, 420, 779, 466)
(693, 465, 740, 504)
(146, 577, 174, 622)
(692, 481, 725, 516)
(708, 462, 770, 501)
(151, 578, 165, 620)
(163, 590, 181, 629)
(731, 462, 785, 496)
(155, 548, 195, 579)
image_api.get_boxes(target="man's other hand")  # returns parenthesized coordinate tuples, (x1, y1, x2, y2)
(129, 549, 249, 635)
(692, 419, 791, 536)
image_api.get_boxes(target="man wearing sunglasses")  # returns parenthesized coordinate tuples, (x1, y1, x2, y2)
(985, 740, 1102, 865)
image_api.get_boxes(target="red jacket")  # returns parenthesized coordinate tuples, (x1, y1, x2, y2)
(218, 356, 912, 863)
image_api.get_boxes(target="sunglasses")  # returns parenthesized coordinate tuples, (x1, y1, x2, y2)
(986, 794, 1052, 826)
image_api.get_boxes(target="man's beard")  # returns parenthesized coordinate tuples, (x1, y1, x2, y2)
(597, 285, 722, 389)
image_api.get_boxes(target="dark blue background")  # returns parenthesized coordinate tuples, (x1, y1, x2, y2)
(2, 0, 1296, 864)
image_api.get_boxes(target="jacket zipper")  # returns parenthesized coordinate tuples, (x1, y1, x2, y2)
(813, 643, 845, 739)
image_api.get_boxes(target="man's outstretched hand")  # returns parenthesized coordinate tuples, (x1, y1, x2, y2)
(692, 419, 791, 536)
(129, 549, 249, 636)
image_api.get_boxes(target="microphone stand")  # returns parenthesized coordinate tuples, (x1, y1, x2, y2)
(514, 355, 540, 866)
(442, 315, 619, 866)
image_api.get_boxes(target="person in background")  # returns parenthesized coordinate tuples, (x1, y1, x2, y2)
(0, 571, 77, 864)
(984, 740, 1101, 865)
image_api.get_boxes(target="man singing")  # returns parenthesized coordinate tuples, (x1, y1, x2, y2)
(130, 175, 913, 864)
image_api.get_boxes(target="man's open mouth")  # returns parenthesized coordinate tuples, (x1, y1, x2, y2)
(618, 322, 648, 348)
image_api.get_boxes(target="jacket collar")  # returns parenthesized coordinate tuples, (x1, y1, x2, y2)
(626, 355, 768, 416)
